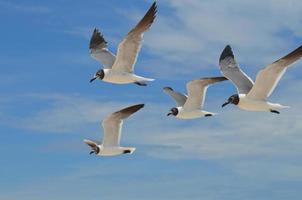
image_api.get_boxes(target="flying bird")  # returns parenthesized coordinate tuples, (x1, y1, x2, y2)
(84, 104, 144, 156)
(89, 2, 157, 86)
(164, 77, 227, 119)
(219, 45, 302, 114)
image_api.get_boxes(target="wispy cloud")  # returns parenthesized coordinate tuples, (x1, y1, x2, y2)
(140, 0, 302, 78)
(137, 78, 302, 159)
(0, 93, 128, 134)
(2, 77, 302, 160)
(0, 0, 51, 14)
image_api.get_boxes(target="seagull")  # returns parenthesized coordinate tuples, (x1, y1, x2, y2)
(89, 2, 157, 86)
(84, 104, 144, 156)
(219, 45, 302, 114)
(164, 77, 227, 119)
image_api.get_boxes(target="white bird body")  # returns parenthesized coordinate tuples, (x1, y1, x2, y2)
(94, 145, 135, 156)
(237, 94, 289, 112)
(84, 104, 144, 157)
(175, 107, 215, 119)
(102, 69, 154, 84)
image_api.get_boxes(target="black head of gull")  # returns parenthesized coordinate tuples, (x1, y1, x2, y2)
(222, 94, 239, 107)
(90, 69, 105, 82)
(89, 146, 100, 155)
(167, 107, 178, 116)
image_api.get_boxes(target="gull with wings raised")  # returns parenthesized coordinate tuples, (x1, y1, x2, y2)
(164, 77, 227, 119)
(219, 45, 302, 114)
(84, 104, 144, 156)
(89, 2, 157, 86)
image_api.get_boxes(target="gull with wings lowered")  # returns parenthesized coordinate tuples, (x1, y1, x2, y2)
(164, 77, 227, 119)
(89, 2, 157, 86)
(84, 104, 144, 156)
(219, 45, 302, 114)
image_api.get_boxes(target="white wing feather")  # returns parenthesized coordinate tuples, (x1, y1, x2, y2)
(163, 87, 187, 107)
(112, 2, 157, 73)
(183, 77, 227, 110)
(247, 45, 302, 100)
(89, 28, 116, 68)
(101, 104, 144, 147)
(219, 45, 254, 94)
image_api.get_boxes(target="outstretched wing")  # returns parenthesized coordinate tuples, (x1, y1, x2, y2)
(101, 104, 144, 147)
(219, 45, 254, 94)
(163, 87, 187, 107)
(247, 45, 302, 100)
(89, 28, 116, 68)
(183, 77, 227, 110)
(112, 2, 157, 73)
(83, 139, 100, 151)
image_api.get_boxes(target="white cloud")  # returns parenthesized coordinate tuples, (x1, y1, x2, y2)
(4, 77, 301, 160)
(125, 78, 302, 159)
(0, 93, 130, 134)
(59, 0, 302, 79)
(141, 0, 302, 77)
(1, 52, 301, 160)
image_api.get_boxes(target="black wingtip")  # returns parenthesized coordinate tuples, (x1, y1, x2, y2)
(116, 104, 145, 116)
(212, 76, 228, 81)
(129, 104, 145, 113)
(138, 103, 145, 108)
(151, 1, 157, 11)
(89, 27, 107, 49)
(146, 1, 157, 16)
(149, 1, 158, 20)
(219, 45, 234, 61)
(134, 82, 147, 86)
(148, 1, 158, 19)
(163, 86, 174, 91)
(200, 76, 227, 80)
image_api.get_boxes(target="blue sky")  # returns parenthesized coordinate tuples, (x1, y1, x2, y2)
(1, 0, 302, 199)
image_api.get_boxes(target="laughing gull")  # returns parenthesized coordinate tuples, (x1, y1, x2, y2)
(219, 45, 302, 114)
(84, 104, 144, 156)
(164, 77, 227, 119)
(89, 2, 157, 86)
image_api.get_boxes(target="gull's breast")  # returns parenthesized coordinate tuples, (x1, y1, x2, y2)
(238, 96, 270, 111)
(176, 109, 204, 119)
(103, 70, 136, 84)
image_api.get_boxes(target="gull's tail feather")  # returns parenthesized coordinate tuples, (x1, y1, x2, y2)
(123, 147, 136, 154)
(273, 103, 290, 109)
(134, 76, 155, 86)
(141, 77, 155, 82)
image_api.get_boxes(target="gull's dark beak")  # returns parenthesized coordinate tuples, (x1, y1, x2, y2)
(167, 112, 172, 116)
(89, 151, 95, 155)
(90, 76, 97, 83)
(222, 100, 230, 108)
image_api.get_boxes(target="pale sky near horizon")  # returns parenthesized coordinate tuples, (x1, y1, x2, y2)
(1, 0, 302, 199)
